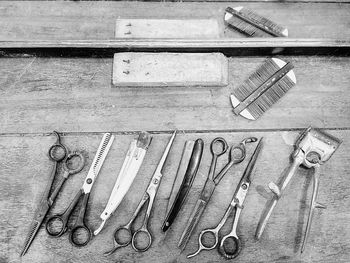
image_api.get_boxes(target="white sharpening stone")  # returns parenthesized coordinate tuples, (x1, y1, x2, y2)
(112, 52, 229, 87)
(115, 19, 220, 39)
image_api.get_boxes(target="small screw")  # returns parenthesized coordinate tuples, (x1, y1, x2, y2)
(154, 178, 159, 184)
(242, 183, 247, 190)
(87, 178, 92, 184)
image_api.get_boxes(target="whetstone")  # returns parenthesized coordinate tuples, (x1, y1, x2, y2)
(115, 19, 220, 39)
(112, 52, 229, 87)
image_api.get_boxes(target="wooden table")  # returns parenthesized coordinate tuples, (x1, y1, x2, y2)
(0, 1, 349, 263)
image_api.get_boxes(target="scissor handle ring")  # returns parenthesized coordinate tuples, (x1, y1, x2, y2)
(210, 137, 228, 156)
(131, 228, 152, 252)
(199, 229, 219, 250)
(63, 151, 85, 175)
(230, 146, 246, 164)
(46, 215, 67, 237)
(48, 144, 68, 162)
(218, 235, 242, 259)
(113, 226, 133, 247)
(69, 225, 92, 247)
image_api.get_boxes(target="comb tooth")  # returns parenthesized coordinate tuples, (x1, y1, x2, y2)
(247, 76, 295, 119)
(225, 7, 287, 37)
(225, 14, 270, 37)
(233, 58, 280, 102)
(21, 221, 40, 256)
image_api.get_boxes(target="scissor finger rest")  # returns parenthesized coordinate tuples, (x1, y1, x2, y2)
(219, 235, 242, 259)
(131, 228, 152, 252)
(69, 225, 92, 247)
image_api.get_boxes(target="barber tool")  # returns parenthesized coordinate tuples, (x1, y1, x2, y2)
(94, 132, 152, 236)
(178, 137, 257, 250)
(188, 138, 263, 259)
(105, 131, 176, 255)
(224, 7, 288, 37)
(255, 127, 341, 253)
(21, 131, 85, 256)
(230, 58, 296, 121)
(162, 139, 204, 232)
(46, 133, 114, 247)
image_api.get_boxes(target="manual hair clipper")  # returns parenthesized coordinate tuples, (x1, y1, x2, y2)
(255, 127, 341, 253)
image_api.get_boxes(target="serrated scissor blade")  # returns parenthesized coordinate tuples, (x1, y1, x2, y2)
(20, 220, 41, 256)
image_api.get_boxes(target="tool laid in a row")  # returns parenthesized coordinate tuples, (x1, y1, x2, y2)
(21, 128, 341, 259)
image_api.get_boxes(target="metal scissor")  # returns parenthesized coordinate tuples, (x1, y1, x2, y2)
(46, 133, 114, 246)
(178, 136, 257, 250)
(187, 138, 263, 259)
(105, 130, 176, 255)
(21, 131, 85, 256)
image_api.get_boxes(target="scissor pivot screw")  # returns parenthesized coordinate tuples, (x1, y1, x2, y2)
(242, 183, 247, 190)
(87, 178, 92, 184)
(153, 179, 159, 184)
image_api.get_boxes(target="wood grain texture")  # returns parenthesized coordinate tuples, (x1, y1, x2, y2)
(0, 1, 349, 39)
(0, 130, 349, 263)
(0, 56, 349, 134)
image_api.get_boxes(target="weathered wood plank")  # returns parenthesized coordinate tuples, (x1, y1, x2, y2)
(0, 56, 349, 133)
(1, 130, 348, 263)
(0, 1, 349, 39)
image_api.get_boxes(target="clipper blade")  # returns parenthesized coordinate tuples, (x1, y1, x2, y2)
(230, 58, 296, 120)
(225, 7, 288, 37)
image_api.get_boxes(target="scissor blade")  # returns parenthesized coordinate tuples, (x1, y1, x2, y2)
(154, 131, 177, 176)
(242, 138, 263, 184)
(255, 197, 278, 240)
(20, 220, 41, 256)
(178, 199, 207, 250)
(83, 133, 115, 193)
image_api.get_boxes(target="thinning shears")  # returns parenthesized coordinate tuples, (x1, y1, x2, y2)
(178, 136, 257, 250)
(105, 131, 176, 255)
(46, 133, 114, 246)
(187, 138, 263, 259)
(21, 131, 85, 256)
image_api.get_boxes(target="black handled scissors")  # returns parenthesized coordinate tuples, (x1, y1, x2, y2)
(105, 131, 176, 255)
(178, 137, 257, 250)
(187, 138, 263, 259)
(46, 133, 114, 246)
(20, 131, 85, 256)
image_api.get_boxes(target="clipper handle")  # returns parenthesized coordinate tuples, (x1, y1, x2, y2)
(301, 164, 326, 253)
(268, 149, 304, 198)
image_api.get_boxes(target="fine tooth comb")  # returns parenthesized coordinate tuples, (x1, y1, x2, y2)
(230, 58, 296, 120)
(224, 7, 288, 37)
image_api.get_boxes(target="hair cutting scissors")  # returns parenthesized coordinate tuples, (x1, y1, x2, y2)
(105, 131, 176, 255)
(187, 138, 263, 259)
(21, 131, 85, 256)
(46, 133, 114, 246)
(178, 136, 257, 250)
